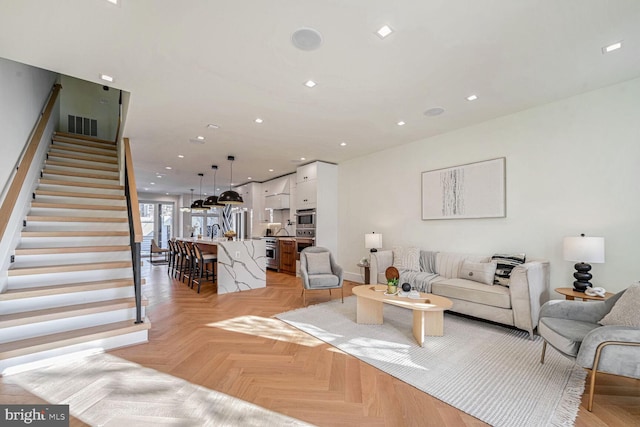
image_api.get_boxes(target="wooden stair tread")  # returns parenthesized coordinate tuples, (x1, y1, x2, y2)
(8, 261, 132, 276)
(21, 231, 129, 238)
(39, 179, 123, 190)
(52, 137, 117, 152)
(0, 298, 147, 328)
(50, 143, 118, 158)
(31, 202, 127, 211)
(15, 245, 131, 255)
(0, 279, 138, 301)
(34, 190, 124, 200)
(47, 152, 118, 165)
(41, 169, 119, 181)
(45, 159, 119, 173)
(0, 320, 150, 361)
(54, 132, 116, 146)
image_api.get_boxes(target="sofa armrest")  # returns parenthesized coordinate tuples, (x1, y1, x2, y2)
(509, 260, 550, 337)
(539, 299, 610, 324)
(369, 250, 393, 284)
(576, 326, 640, 377)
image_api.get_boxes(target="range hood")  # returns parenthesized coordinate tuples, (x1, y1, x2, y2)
(265, 193, 290, 210)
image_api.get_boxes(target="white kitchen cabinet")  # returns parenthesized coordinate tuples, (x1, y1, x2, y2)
(263, 175, 289, 197)
(295, 179, 317, 209)
(296, 163, 317, 183)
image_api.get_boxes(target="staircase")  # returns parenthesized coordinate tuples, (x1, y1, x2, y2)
(0, 132, 150, 374)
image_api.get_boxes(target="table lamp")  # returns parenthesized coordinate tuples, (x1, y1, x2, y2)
(365, 232, 382, 253)
(563, 234, 605, 292)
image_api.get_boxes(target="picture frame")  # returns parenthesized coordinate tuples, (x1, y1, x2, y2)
(421, 157, 506, 220)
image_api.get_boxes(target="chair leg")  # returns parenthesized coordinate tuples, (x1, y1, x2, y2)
(302, 288, 306, 307)
(540, 341, 547, 364)
(341, 287, 344, 303)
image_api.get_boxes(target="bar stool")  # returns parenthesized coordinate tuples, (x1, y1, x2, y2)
(193, 243, 217, 293)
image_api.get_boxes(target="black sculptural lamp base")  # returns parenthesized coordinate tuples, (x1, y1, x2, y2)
(370, 248, 378, 252)
(572, 262, 593, 293)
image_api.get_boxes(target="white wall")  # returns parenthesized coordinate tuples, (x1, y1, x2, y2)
(338, 77, 640, 294)
(0, 57, 57, 198)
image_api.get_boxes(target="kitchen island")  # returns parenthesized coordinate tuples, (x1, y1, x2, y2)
(178, 238, 266, 294)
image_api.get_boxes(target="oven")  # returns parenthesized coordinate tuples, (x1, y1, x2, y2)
(296, 236, 315, 260)
(295, 208, 316, 229)
(264, 237, 279, 270)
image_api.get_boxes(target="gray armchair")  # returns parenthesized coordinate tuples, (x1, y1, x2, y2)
(538, 289, 640, 411)
(300, 247, 344, 306)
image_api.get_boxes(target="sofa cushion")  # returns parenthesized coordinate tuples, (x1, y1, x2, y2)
(436, 252, 490, 279)
(459, 260, 497, 286)
(539, 317, 601, 358)
(599, 283, 640, 327)
(432, 278, 511, 309)
(393, 246, 420, 271)
(492, 253, 526, 286)
(306, 252, 332, 275)
(308, 274, 340, 288)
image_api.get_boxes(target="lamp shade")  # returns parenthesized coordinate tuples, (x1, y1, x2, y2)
(365, 233, 383, 251)
(218, 190, 243, 205)
(563, 236, 605, 263)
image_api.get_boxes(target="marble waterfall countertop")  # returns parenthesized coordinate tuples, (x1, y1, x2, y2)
(178, 238, 266, 294)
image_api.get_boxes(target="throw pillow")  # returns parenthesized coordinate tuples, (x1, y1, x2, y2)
(599, 283, 640, 327)
(306, 252, 332, 275)
(392, 246, 420, 272)
(459, 260, 498, 286)
(491, 253, 526, 286)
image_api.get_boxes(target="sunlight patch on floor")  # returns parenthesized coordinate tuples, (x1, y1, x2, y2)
(207, 315, 324, 347)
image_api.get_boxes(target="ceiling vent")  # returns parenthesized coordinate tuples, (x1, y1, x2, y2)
(291, 28, 323, 51)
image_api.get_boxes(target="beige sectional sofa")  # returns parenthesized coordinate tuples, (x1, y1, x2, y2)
(369, 249, 550, 338)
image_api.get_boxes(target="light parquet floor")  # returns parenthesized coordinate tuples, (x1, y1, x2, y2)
(2, 263, 639, 426)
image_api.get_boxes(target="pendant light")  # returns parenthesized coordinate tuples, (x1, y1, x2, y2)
(180, 189, 194, 212)
(190, 173, 209, 211)
(203, 165, 225, 208)
(218, 155, 244, 205)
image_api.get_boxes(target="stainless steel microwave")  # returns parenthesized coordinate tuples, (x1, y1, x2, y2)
(295, 208, 316, 229)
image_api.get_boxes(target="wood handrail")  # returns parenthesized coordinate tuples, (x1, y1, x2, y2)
(0, 83, 61, 243)
(123, 138, 142, 243)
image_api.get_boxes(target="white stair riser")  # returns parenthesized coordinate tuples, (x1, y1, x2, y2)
(1, 287, 136, 315)
(27, 208, 127, 218)
(32, 195, 126, 206)
(18, 236, 131, 247)
(50, 144, 117, 158)
(37, 183, 123, 196)
(13, 251, 131, 268)
(41, 171, 120, 186)
(52, 140, 117, 152)
(0, 329, 148, 375)
(43, 163, 119, 176)
(7, 268, 133, 290)
(0, 307, 145, 344)
(23, 223, 129, 232)
(46, 154, 118, 168)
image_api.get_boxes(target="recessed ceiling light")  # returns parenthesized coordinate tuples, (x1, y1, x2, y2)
(340, 142, 347, 146)
(255, 118, 263, 124)
(178, 155, 184, 158)
(248, 177, 252, 180)
(466, 94, 478, 101)
(207, 124, 219, 129)
(424, 107, 445, 117)
(156, 175, 162, 179)
(602, 41, 622, 53)
(100, 74, 114, 83)
(166, 193, 170, 195)
(106, 0, 118, 4)
(144, 187, 149, 191)
(165, 166, 172, 170)
(397, 121, 406, 126)
(376, 25, 394, 39)
(150, 182, 155, 185)
(269, 169, 274, 172)
(300, 157, 306, 161)
(304, 80, 317, 88)
(196, 136, 205, 140)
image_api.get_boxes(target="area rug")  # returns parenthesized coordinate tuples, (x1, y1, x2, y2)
(5, 352, 311, 427)
(275, 296, 586, 427)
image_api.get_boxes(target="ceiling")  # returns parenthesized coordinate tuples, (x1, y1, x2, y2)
(1, 0, 639, 196)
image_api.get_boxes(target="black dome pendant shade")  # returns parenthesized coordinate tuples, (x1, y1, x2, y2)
(190, 173, 209, 211)
(218, 155, 243, 205)
(203, 165, 225, 208)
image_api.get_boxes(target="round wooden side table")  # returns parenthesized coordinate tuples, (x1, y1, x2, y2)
(554, 287, 614, 301)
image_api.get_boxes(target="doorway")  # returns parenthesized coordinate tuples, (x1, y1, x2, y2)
(140, 202, 174, 255)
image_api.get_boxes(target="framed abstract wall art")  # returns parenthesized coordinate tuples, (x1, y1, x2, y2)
(421, 157, 506, 220)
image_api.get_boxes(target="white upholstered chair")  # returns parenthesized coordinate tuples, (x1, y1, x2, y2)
(300, 247, 343, 306)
